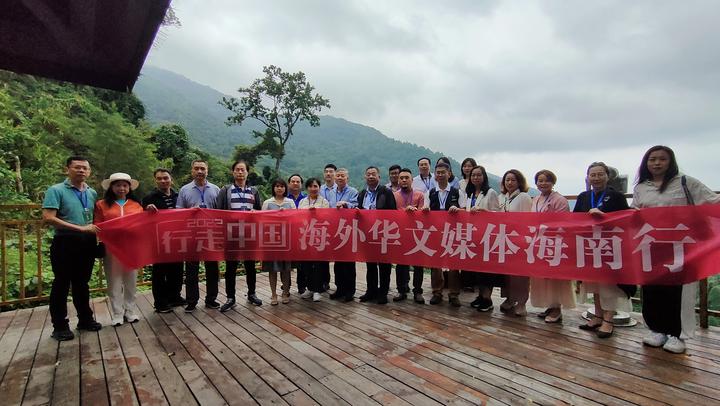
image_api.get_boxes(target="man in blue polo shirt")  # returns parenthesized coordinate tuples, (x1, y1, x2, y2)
(42, 156, 103, 341)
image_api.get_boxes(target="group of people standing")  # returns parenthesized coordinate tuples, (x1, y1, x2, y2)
(42, 145, 718, 355)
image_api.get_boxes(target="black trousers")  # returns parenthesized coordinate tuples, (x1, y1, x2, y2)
(642, 285, 683, 337)
(226, 260, 257, 299)
(296, 262, 308, 291)
(151, 262, 184, 308)
(333, 261, 356, 297)
(321, 261, 331, 290)
(396, 265, 424, 294)
(49, 234, 96, 329)
(299, 261, 325, 292)
(366, 262, 392, 297)
(185, 261, 219, 305)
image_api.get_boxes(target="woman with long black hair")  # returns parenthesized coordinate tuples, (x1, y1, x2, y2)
(633, 145, 719, 353)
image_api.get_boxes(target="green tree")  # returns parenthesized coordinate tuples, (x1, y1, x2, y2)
(220, 65, 331, 174)
(150, 123, 192, 179)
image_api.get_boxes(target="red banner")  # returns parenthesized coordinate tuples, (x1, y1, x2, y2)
(97, 206, 720, 285)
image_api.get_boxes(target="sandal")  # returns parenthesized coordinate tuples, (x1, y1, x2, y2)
(579, 315, 603, 331)
(544, 308, 562, 323)
(537, 308, 551, 318)
(271, 294, 279, 306)
(596, 318, 614, 339)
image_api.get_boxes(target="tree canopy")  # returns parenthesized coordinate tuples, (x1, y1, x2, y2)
(220, 65, 331, 175)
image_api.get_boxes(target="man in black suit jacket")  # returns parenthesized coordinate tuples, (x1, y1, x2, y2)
(357, 166, 397, 304)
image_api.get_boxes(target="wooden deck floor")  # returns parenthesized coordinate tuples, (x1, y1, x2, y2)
(1, 267, 719, 406)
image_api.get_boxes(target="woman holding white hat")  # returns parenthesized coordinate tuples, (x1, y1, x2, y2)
(94, 173, 144, 326)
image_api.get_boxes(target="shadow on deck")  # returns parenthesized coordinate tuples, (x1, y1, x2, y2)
(1, 266, 719, 405)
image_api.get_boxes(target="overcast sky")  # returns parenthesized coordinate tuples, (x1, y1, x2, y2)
(146, 0, 720, 194)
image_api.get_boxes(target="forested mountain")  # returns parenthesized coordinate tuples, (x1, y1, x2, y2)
(0, 69, 226, 203)
(135, 66, 501, 188)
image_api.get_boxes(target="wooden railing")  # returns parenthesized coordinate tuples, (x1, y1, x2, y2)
(0, 202, 717, 327)
(0, 204, 150, 308)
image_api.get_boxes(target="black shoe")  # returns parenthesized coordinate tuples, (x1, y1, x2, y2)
(376, 295, 388, 305)
(449, 297, 461, 307)
(477, 298, 494, 312)
(413, 293, 425, 304)
(248, 294, 262, 306)
(155, 306, 173, 314)
(358, 294, 374, 303)
(470, 296, 483, 308)
(393, 293, 408, 302)
(77, 320, 102, 331)
(169, 297, 187, 307)
(220, 298, 236, 312)
(429, 295, 442, 305)
(205, 300, 221, 309)
(343, 295, 354, 302)
(329, 292, 342, 300)
(184, 303, 196, 313)
(51, 328, 74, 341)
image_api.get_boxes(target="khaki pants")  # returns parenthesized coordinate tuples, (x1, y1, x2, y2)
(430, 268, 460, 298)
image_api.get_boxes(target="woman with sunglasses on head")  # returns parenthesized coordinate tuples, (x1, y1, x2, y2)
(632, 145, 720, 354)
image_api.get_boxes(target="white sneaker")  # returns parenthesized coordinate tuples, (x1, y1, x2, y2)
(300, 290, 313, 299)
(662, 336, 686, 354)
(124, 312, 140, 323)
(111, 316, 123, 327)
(312, 292, 321, 302)
(642, 331, 668, 347)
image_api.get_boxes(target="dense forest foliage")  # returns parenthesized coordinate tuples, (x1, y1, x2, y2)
(0, 69, 228, 203)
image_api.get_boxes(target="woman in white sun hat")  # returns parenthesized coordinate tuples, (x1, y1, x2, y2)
(94, 173, 144, 326)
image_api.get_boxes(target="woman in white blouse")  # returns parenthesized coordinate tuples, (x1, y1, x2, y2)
(298, 178, 331, 302)
(633, 145, 720, 354)
(498, 169, 533, 316)
(453, 165, 501, 312)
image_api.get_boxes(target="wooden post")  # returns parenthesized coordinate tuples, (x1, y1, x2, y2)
(699, 278, 709, 329)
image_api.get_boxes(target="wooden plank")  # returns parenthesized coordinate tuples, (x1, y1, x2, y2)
(135, 294, 224, 406)
(157, 305, 257, 404)
(0, 308, 47, 405)
(130, 301, 197, 406)
(250, 285, 516, 406)
(114, 314, 169, 406)
(94, 299, 139, 406)
(248, 282, 475, 405)
(222, 281, 468, 406)
(369, 287, 711, 404)
(79, 300, 109, 406)
(0, 308, 32, 381)
(194, 305, 298, 396)
(21, 308, 58, 406)
(316, 284, 623, 406)
(282, 388, 320, 406)
(209, 302, 351, 405)
(175, 306, 287, 405)
(51, 325, 80, 405)
(0, 309, 16, 339)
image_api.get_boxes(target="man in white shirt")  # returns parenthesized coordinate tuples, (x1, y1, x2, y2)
(412, 157, 436, 193)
